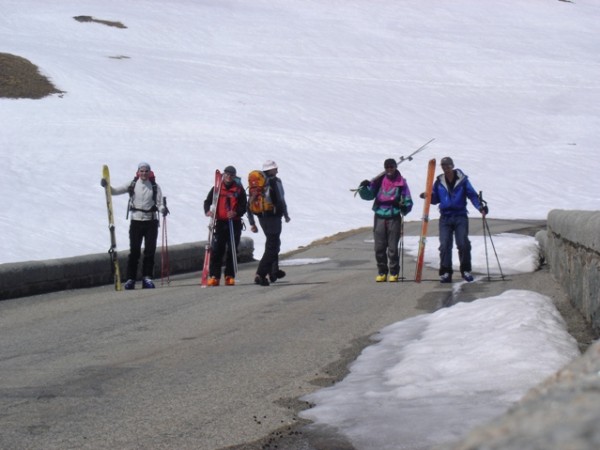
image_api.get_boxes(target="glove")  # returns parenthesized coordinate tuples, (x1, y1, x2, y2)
(162, 207, 170, 217)
(419, 192, 425, 199)
(359, 179, 370, 188)
(100, 179, 107, 187)
(480, 205, 489, 215)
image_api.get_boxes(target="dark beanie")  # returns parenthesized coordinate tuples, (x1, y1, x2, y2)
(224, 165, 237, 175)
(384, 158, 397, 168)
(441, 157, 454, 166)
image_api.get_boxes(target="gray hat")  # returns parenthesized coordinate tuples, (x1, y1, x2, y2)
(224, 165, 237, 175)
(138, 161, 151, 170)
(440, 157, 454, 167)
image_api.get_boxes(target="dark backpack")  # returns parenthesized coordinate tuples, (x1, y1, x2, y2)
(127, 171, 158, 217)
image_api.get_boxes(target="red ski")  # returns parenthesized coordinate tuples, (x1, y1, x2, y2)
(415, 158, 436, 282)
(201, 170, 223, 287)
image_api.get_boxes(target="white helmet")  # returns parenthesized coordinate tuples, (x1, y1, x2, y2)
(262, 160, 278, 171)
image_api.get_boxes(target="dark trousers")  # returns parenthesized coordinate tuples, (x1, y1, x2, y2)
(127, 219, 159, 280)
(373, 215, 402, 275)
(438, 214, 471, 276)
(210, 219, 242, 278)
(256, 215, 282, 278)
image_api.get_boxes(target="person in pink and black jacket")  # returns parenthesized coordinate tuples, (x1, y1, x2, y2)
(358, 158, 413, 282)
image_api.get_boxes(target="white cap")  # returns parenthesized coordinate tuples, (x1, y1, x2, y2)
(262, 160, 278, 171)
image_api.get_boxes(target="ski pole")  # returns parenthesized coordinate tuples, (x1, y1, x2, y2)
(478, 192, 505, 280)
(479, 192, 491, 281)
(226, 198, 238, 279)
(228, 219, 238, 278)
(161, 197, 170, 285)
(399, 217, 405, 282)
(482, 215, 491, 281)
(482, 216, 505, 280)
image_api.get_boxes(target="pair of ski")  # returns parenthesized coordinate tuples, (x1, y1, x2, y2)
(102, 165, 123, 291)
(350, 138, 435, 197)
(415, 158, 436, 283)
(200, 170, 238, 287)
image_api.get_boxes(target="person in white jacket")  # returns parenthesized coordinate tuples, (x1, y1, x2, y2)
(102, 161, 167, 289)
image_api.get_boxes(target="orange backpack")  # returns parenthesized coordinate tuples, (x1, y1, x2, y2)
(247, 170, 274, 214)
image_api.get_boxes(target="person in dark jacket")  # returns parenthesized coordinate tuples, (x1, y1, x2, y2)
(203, 165, 247, 286)
(247, 160, 291, 286)
(358, 158, 413, 282)
(429, 156, 486, 283)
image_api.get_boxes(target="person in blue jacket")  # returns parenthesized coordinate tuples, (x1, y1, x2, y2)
(427, 157, 486, 283)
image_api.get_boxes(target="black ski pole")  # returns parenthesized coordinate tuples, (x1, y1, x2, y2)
(482, 215, 491, 281)
(479, 192, 491, 281)
(161, 197, 170, 285)
(228, 218, 238, 278)
(400, 218, 405, 282)
(479, 192, 505, 280)
(226, 198, 238, 279)
(483, 217, 505, 280)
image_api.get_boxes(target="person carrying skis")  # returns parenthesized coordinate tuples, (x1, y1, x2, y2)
(425, 156, 487, 283)
(101, 161, 168, 289)
(358, 158, 413, 282)
(203, 165, 247, 286)
(247, 160, 291, 286)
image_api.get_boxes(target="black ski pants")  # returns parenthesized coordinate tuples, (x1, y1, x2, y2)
(210, 219, 242, 279)
(256, 215, 282, 278)
(127, 219, 159, 280)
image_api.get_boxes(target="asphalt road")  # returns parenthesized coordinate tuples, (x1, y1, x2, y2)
(3, 218, 585, 450)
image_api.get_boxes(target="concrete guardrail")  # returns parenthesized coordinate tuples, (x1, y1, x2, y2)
(544, 209, 600, 333)
(0, 237, 254, 301)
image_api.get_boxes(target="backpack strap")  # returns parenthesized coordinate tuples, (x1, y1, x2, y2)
(127, 175, 159, 215)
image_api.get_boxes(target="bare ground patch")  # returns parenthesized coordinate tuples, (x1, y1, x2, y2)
(0, 53, 63, 99)
(73, 15, 127, 29)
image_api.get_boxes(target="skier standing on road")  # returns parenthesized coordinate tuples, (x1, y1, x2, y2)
(247, 160, 291, 286)
(358, 158, 413, 282)
(101, 161, 168, 289)
(425, 156, 487, 283)
(203, 166, 247, 287)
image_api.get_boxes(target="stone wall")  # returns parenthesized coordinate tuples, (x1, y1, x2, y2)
(441, 210, 600, 449)
(0, 237, 254, 301)
(545, 209, 600, 333)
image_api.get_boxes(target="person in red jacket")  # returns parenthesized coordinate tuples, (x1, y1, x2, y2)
(203, 166, 247, 286)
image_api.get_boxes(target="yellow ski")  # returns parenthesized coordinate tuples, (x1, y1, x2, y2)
(102, 165, 122, 291)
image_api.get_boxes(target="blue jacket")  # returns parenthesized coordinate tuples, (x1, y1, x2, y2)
(431, 169, 481, 217)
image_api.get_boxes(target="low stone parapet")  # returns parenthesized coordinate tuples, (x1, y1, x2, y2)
(0, 237, 254, 301)
(545, 210, 600, 333)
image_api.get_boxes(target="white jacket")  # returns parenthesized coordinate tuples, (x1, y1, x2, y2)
(112, 178, 165, 221)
